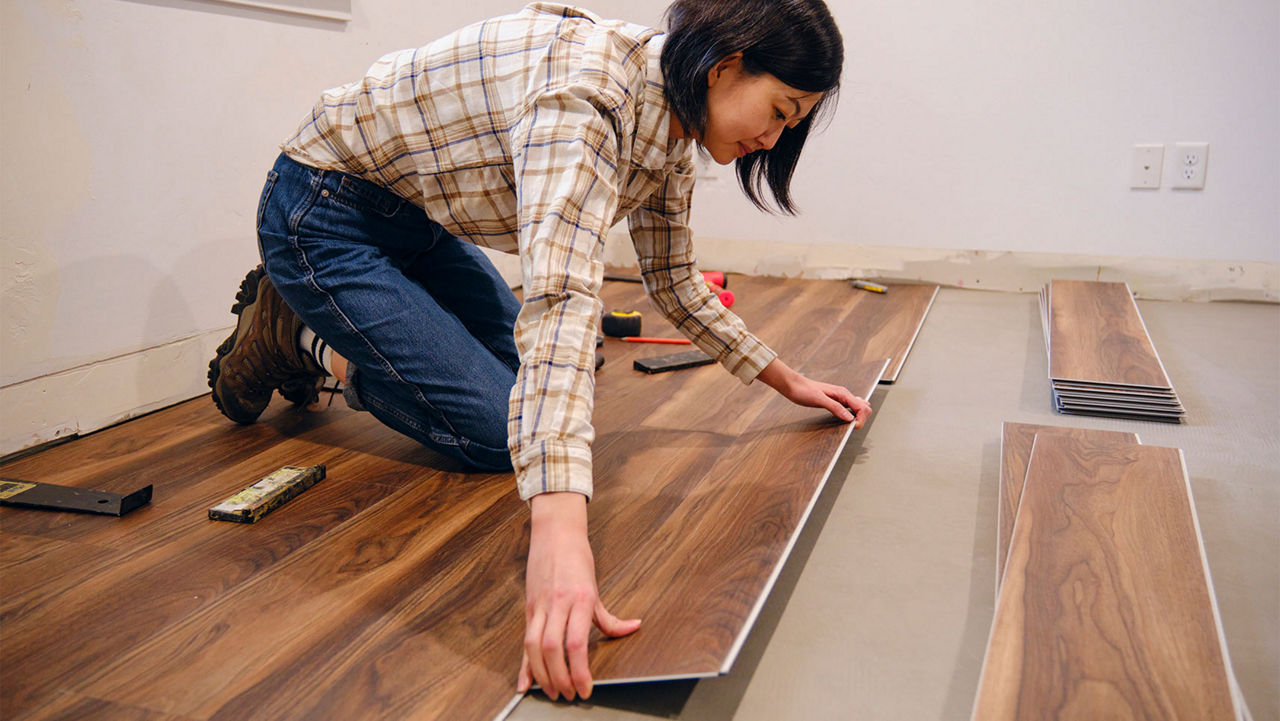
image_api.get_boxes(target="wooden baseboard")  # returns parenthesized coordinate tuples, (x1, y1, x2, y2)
(0, 329, 227, 457)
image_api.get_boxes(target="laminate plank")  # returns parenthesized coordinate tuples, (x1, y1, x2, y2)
(1054, 395, 1185, 413)
(848, 283, 937, 383)
(1051, 389, 1184, 408)
(15, 693, 199, 721)
(1054, 406, 1186, 424)
(976, 435, 1238, 720)
(1051, 381, 1181, 400)
(586, 275, 876, 618)
(0, 533, 116, 618)
(597, 274, 937, 385)
(79, 474, 519, 721)
(1050, 380, 1180, 397)
(1046, 280, 1174, 390)
(584, 277, 890, 680)
(635, 278, 859, 436)
(996, 423, 1138, 590)
(0, 402, 378, 550)
(591, 358, 887, 681)
(0, 411, 432, 720)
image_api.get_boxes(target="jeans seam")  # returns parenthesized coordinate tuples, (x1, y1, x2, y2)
(362, 393, 460, 448)
(283, 193, 468, 444)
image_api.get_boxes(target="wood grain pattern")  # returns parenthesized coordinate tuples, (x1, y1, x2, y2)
(996, 423, 1138, 590)
(976, 434, 1238, 720)
(1046, 280, 1172, 389)
(591, 275, 889, 679)
(0, 274, 920, 720)
(840, 282, 937, 383)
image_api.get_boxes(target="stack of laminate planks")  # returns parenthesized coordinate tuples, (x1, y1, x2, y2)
(976, 422, 1248, 720)
(1039, 279, 1185, 422)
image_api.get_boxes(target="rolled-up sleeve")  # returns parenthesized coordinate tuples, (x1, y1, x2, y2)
(507, 87, 623, 502)
(628, 159, 777, 383)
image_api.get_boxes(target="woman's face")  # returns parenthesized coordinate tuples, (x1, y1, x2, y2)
(698, 53, 823, 165)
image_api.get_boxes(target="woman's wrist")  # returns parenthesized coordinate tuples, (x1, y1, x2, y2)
(529, 491, 588, 533)
(756, 357, 796, 394)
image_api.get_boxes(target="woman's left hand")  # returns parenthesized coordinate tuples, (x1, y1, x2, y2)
(756, 358, 873, 428)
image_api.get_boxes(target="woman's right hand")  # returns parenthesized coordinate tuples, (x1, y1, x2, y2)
(517, 492, 642, 701)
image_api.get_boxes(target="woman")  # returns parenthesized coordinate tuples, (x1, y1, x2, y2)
(208, 0, 869, 701)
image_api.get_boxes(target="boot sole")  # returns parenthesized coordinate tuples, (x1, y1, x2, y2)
(207, 266, 267, 424)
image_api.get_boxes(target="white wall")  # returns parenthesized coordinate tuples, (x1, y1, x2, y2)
(691, 0, 1280, 263)
(2, 0, 1277, 454)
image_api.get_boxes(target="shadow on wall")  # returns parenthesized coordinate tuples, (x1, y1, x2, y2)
(2, 239, 232, 413)
(119, 0, 350, 30)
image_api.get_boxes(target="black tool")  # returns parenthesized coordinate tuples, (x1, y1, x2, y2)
(601, 310, 643, 337)
(0, 478, 153, 516)
(633, 349, 714, 374)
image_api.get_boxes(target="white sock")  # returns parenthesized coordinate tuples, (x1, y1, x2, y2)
(298, 326, 335, 376)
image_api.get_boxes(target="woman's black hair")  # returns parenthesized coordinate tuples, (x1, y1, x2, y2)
(661, 0, 844, 214)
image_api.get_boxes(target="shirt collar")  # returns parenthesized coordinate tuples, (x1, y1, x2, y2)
(637, 33, 693, 170)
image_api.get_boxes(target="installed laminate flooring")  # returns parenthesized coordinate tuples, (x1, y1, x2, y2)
(976, 434, 1239, 720)
(833, 283, 936, 383)
(0, 275, 928, 720)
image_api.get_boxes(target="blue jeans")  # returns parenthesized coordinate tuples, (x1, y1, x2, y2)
(255, 153, 520, 471)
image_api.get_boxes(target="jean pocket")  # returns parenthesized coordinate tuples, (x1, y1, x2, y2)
(256, 170, 280, 231)
(332, 174, 405, 218)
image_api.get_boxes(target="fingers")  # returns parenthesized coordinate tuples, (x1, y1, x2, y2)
(517, 651, 531, 693)
(824, 394, 855, 422)
(594, 599, 643, 638)
(523, 610, 551, 698)
(526, 594, 609, 701)
(541, 602, 574, 700)
(565, 599, 594, 699)
(821, 384, 873, 428)
(815, 383, 856, 423)
(853, 397, 873, 428)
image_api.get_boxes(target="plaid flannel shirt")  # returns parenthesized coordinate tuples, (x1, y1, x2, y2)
(282, 3, 777, 500)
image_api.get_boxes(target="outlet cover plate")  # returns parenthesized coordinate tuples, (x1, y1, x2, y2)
(1172, 142, 1209, 190)
(1131, 144, 1164, 189)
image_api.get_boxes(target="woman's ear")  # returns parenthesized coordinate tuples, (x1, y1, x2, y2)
(707, 52, 744, 88)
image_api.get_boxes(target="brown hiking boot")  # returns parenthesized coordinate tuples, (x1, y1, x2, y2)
(207, 266, 326, 424)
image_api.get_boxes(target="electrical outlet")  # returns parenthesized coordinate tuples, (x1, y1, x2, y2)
(1171, 142, 1209, 190)
(1130, 144, 1163, 189)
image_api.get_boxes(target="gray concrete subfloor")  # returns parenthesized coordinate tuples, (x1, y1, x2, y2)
(510, 288, 1279, 721)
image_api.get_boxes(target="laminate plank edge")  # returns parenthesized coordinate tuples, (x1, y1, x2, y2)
(880, 284, 939, 383)
(717, 357, 889, 672)
(588, 357, 889, 683)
